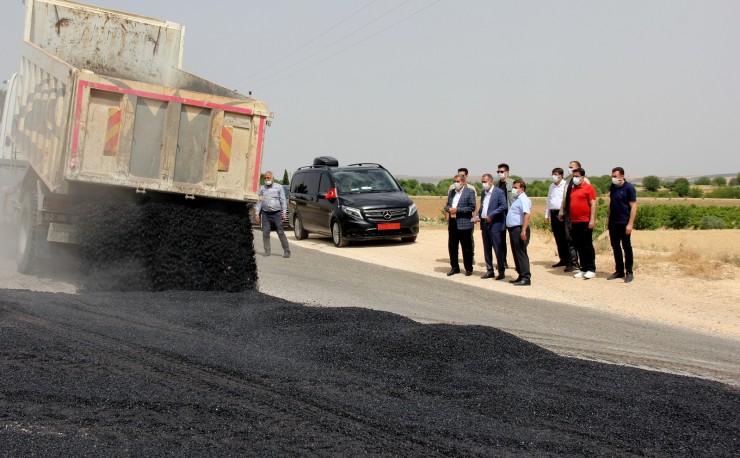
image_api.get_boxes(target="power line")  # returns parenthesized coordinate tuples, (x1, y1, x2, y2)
(239, 0, 378, 82)
(244, 0, 414, 88)
(250, 0, 444, 91)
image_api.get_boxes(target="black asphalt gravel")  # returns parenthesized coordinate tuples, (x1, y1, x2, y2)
(1, 289, 738, 456)
(76, 200, 257, 292)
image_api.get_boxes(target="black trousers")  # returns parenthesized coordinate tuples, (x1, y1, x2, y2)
(609, 223, 633, 274)
(507, 225, 530, 280)
(448, 221, 473, 272)
(550, 209, 569, 264)
(570, 221, 595, 272)
(563, 212, 579, 267)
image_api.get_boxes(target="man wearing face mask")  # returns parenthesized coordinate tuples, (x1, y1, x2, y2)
(496, 163, 514, 269)
(545, 167, 568, 268)
(558, 160, 591, 272)
(505, 180, 532, 285)
(444, 174, 476, 276)
(254, 171, 290, 258)
(607, 167, 637, 283)
(472, 173, 507, 280)
(448, 167, 478, 260)
(568, 168, 597, 279)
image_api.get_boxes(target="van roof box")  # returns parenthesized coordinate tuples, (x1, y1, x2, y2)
(313, 156, 339, 167)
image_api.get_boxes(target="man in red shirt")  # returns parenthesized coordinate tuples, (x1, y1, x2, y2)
(568, 168, 597, 279)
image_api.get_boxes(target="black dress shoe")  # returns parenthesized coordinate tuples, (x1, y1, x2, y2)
(509, 277, 522, 283)
(512, 278, 531, 286)
(625, 272, 634, 283)
(481, 272, 495, 279)
(552, 261, 567, 268)
(564, 265, 576, 272)
(495, 273, 505, 280)
(465, 270, 473, 276)
(607, 272, 625, 280)
(447, 269, 460, 276)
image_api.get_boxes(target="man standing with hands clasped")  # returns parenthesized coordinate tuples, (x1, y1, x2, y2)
(568, 168, 597, 279)
(505, 180, 532, 286)
(607, 167, 637, 283)
(444, 174, 476, 276)
(473, 173, 507, 280)
(254, 171, 291, 258)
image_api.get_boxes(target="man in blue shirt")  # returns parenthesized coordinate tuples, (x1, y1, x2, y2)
(255, 171, 290, 258)
(505, 180, 532, 286)
(607, 167, 637, 282)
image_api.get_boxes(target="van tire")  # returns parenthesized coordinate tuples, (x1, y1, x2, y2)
(331, 220, 349, 247)
(293, 213, 308, 240)
(17, 191, 39, 274)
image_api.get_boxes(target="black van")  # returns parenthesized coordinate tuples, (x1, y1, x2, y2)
(289, 157, 419, 247)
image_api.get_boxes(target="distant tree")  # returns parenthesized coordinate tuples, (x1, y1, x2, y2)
(712, 176, 727, 187)
(694, 176, 711, 185)
(688, 187, 704, 198)
(729, 177, 737, 186)
(642, 175, 661, 192)
(281, 169, 290, 185)
(662, 180, 675, 191)
(673, 177, 690, 197)
(589, 175, 612, 196)
(436, 178, 454, 196)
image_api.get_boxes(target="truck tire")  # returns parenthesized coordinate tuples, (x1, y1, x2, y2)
(293, 213, 308, 240)
(17, 191, 39, 274)
(331, 220, 349, 247)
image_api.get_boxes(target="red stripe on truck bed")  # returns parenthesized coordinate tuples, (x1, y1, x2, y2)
(70, 80, 260, 167)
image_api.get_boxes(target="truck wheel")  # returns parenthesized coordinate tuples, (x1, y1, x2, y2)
(17, 191, 38, 274)
(401, 236, 417, 243)
(294, 213, 308, 240)
(331, 220, 349, 247)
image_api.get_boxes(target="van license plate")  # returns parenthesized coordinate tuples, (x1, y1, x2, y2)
(378, 223, 400, 230)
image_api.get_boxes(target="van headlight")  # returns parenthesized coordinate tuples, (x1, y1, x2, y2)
(408, 202, 417, 217)
(342, 206, 363, 219)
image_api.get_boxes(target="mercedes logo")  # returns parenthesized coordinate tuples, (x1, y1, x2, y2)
(382, 210, 392, 220)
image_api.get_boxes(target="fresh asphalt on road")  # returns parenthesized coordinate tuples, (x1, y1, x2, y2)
(256, 236, 740, 386)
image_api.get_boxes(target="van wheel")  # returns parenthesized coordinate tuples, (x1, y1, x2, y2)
(17, 191, 39, 274)
(293, 214, 308, 240)
(401, 236, 417, 243)
(331, 221, 349, 247)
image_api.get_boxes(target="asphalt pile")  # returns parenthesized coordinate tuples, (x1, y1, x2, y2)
(1, 289, 738, 456)
(76, 200, 257, 291)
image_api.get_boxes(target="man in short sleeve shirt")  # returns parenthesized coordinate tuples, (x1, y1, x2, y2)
(568, 168, 597, 279)
(607, 167, 637, 283)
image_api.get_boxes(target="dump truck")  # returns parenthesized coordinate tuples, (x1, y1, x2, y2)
(1, 0, 271, 288)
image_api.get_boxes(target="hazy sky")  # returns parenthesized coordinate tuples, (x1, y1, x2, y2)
(1, 0, 738, 179)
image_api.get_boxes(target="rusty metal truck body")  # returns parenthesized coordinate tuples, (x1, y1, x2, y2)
(5, 0, 270, 272)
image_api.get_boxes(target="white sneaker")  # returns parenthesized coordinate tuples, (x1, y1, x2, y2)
(573, 271, 585, 278)
(584, 271, 596, 279)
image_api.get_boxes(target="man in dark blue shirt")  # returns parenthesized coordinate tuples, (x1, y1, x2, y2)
(607, 167, 637, 282)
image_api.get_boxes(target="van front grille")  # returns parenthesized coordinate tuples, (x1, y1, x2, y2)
(364, 208, 407, 222)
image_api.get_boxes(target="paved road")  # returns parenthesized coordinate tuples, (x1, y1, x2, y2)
(257, 241, 740, 386)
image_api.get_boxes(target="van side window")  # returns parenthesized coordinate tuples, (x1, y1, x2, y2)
(318, 172, 332, 195)
(291, 173, 308, 194)
(303, 171, 320, 196)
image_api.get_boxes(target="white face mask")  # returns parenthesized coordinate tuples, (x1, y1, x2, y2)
(572, 176, 582, 185)
(552, 175, 560, 182)
(511, 188, 519, 197)
(498, 172, 506, 179)
(568, 167, 575, 175)
(482, 182, 490, 191)
(612, 177, 623, 185)
(265, 180, 273, 186)
(453, 182, 462, 190)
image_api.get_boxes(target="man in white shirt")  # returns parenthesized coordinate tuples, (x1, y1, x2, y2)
(544, 167, 568, 268)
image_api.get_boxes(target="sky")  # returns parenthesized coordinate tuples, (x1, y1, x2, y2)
(1, 0, 739, 180)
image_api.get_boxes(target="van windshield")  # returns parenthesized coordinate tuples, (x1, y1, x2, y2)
(334, 169, 401, 194)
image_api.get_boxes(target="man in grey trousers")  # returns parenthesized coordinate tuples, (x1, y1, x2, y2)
(254, 171, 291, 258)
